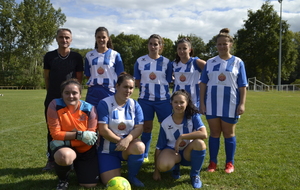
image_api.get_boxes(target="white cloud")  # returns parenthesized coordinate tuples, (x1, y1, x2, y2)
(48, 0, 300, 51)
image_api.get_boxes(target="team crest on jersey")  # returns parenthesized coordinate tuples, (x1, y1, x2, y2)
(179, 74, 186, 82)
(79, 114, 87, 121)
(149, 72, 156, 80)
(118, 122, 126, 130)
(97, 67, 104, 74)
(90, 53, 94, 57)
(218, 73, 226, 81)
(142, 58, 146, 61)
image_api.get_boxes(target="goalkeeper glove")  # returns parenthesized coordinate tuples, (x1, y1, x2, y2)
(76, 131, 97, 145)
(50, 140, 71, 151)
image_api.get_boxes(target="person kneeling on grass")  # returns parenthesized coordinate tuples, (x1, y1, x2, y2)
(153, 89, 207, 189)
(97, 72, 145, 187)
(47, 79, 99, 190)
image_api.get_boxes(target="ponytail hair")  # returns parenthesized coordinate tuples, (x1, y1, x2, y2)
(94, 27, 113, 49)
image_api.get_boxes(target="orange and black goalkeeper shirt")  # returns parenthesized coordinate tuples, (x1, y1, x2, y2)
(47, 99, 98, 153)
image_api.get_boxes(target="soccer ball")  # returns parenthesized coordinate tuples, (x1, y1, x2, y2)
(106, 176, 131, 190)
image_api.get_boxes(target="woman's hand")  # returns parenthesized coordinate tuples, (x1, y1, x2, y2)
(115, 137, 130, 151)
(153, 169, 161, 181)
(237, 103, 245, 115)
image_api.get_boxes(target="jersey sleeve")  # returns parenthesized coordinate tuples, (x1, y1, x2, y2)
(156, 125, 168, 150)
(47, 100, 67, 140)
(134, 100, 144, 125)
(43, 52, 51, 70)
(115, 53, 124, 76)
(133, 61, 141, 80)
(97, 100, 109, 124)
(192, 114, 205, 131)
(75, 52, 84, 72)
(237, 60, 248, 88)
(200, 63, 209, 84)
(166, 60, 173, 83)
(84, 56, 91, 77)
(193, 57, 202, 72)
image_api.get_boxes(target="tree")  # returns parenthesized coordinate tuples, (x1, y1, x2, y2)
(162, 37, 175, 61)
(288, 31, 300, 82)
(111, 33, 147, 75)
(0, 0, 18, 85)
(235, 1, 297, 84)
(0, 0, 66, 87)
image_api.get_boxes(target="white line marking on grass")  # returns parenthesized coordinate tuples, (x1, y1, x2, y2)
(0, 121, 45, 134)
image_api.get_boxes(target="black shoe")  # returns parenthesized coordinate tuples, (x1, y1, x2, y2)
(42, 160, 55, 171)
(56, 180, 68, 190)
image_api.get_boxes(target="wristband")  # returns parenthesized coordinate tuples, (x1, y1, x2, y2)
(76, 131, 83, 140)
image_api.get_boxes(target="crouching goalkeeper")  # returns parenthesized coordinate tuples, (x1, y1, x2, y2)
(47, 79, 99, 190)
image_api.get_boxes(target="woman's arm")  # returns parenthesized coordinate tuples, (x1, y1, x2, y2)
(98, 123, 122, 144)
(237, 86, 247, 115)
(199, 82, 207, 115)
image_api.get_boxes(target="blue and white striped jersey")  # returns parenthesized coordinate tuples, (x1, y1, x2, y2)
(173, 57, 202, 107)
(134, 55, 172, 101)
(200, 55, 248, 118)
(156, 113, 205, 151)
(97, 96, 144, 153)
(84, 49, 124, 93)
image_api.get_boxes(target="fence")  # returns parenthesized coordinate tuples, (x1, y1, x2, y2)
(247, 77, 300, 91)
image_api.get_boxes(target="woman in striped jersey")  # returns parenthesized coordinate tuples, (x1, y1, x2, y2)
(200, 28, 248, 174)
(134, 34, 173, 162)
(172, 37, 206, 108)
(84, 27, 124, 107)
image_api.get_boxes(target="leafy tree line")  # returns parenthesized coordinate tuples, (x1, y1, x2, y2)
(0, 0, 299, 88)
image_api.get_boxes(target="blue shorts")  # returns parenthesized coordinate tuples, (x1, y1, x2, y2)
(206, 115, 239, 124)
(98, 152, 125, 173)
(138, 99, 172, 122)
(86, 85, 114, 107)
(164, 147, 191, 166)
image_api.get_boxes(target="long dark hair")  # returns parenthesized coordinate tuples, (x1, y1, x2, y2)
(171, 89, 199, 119)
(94, 27, 113, 49)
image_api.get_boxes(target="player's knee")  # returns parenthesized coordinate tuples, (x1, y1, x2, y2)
(192, 139, 206, 150)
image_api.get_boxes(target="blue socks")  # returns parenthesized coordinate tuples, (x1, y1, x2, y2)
(190, 149, 206, 177)
(225, 136, 236, 164)
(209, 136, 220, 163)
(127, 154, 144, 187)
(141, 132, 151, 158)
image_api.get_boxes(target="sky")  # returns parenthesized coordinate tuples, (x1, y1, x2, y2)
(26, 0, 300, 50)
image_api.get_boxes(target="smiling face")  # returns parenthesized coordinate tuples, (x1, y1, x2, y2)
(171, 94, 188, 115)
(177, 42, 191, 60)
(115, 78, 135, 103)
(95, 30, 109, 50)
(62, 84, 81, 107)
(56, 30, 72, 49)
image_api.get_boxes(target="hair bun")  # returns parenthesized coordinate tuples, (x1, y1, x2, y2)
(220, 28, 230, 34)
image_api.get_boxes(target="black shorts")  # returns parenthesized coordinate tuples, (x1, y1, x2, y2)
(53, 146, 99, 184)
(74, 146, 99, 184)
